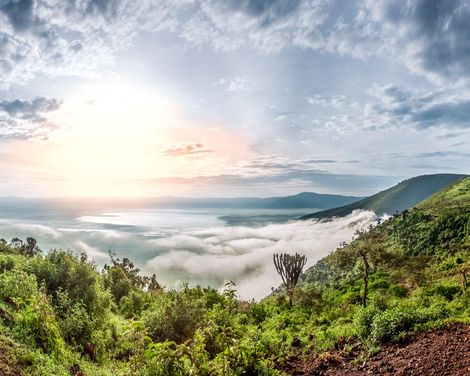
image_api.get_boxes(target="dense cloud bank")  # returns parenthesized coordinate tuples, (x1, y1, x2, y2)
(1, 209, 377, 299)
(144, 210, 377, 299)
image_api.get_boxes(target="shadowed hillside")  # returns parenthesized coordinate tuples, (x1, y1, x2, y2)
(265, 192, 362, 210)
(300, 174, 467, 220)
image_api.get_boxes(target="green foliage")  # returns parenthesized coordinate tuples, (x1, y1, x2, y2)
(369, 303, 447, 344)
(388, 284, 408, 298)
(0, 177, 469, 374)
(26, 250, 98, 310)
(142, 289, 208, 344)
(13, 288, 68, 358)
(0, 269, 38, 305)
(120, 289, 150, 318)
(103, 254, 160, 305)
(55, 290, 93, 346)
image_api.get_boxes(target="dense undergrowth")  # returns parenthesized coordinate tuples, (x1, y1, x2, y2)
(0, 178, 469, 375)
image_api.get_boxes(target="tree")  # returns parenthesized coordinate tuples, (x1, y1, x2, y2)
(273, 252, 307, 306)
(455, 254, 469, 292)
(331, 226, 385, 308)
(104, 252, 161, 304)
(10, 237, 23, 249)
(26, 237, 41, 256)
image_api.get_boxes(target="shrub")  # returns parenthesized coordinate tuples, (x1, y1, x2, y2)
(0, 254, 18, 272)
(429, 282, 461, 301)
(26, 251, 98, 311)
(369, 303, 448, 344)
(142, 291, 205, 343)
(13, 289, 68, 359)
(354, 305, 380, 340)
(55, 290, 93, 346)
(0, 270, 38, 305)
(120, 289, 149, 319)
(389, 284, 408, 298)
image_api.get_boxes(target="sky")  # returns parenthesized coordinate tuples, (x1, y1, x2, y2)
(1, 0, 470, 198)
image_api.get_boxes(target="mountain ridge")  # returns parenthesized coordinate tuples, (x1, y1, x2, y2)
(0, 192, 362, 211)
(299, 173, 468, 220)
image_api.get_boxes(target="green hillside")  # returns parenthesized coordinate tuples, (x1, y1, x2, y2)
(0, 177, 469, 375)
(264, 192, 362, 209)
(300, 173, 467, 220)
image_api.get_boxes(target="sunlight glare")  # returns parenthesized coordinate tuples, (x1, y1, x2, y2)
(54, 80, 171, 195)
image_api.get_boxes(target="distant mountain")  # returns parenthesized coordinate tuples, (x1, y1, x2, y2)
(0, 191, 363, 215)
(300, 173, 468, 220)
(126, 192, 363, 210)
(264, 192, 362, 209)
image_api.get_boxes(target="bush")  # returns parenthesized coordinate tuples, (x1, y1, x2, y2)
(369, 304, 448, 344)
(354, 305, 380, 340)
(55, 290, 93, 346)
(0, 270, 38, 305)
(26, 251, 98, 311)
(429, 282, 461, 301)
(389, 284, 408, 298)
(142, 291, 205, 343)
(120, 289, 149, 319)
(0, 254, 18, 272)
(13, 289, 68, 359)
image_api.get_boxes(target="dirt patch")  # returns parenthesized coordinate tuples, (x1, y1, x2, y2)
(286, 323, 470, 375)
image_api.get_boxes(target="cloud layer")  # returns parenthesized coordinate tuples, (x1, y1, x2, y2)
(1, 208, 377, 300)
(2, 0, 470, 88)
(0, 0, 182, 88)
(144, 210, 377, 299)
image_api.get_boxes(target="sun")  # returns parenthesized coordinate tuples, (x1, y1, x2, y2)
(4, 79, 252, 197)
(46, 79, 173, 196)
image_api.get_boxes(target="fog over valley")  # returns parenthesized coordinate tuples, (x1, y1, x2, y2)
(0, 198, 377, 299)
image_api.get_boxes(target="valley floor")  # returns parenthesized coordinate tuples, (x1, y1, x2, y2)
(286, 323, 470, 375)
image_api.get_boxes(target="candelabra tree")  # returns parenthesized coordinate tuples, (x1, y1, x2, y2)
(273, 252, 307, 306)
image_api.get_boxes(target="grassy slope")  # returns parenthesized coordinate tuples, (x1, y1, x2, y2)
(300, 173, 467, 220)
(303, 176, 470, 282)
(417, 175, 470, 212)
(297, 177, 470, 361)
(265, 192, 363, 209)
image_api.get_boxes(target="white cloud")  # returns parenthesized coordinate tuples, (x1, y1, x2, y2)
(318, 83, 470, 133)
(2, 208, 378, 300)
(144, 210, 378, 299)
(2, 0, 470, 87)
(307, 94, 348, 108)
(0, 0, 188, 88)
(214, 76, 253, 92)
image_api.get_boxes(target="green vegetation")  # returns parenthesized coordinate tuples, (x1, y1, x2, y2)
(300, 173, 467, 220)
(0, 177, 469, 375)
(265, 192, 362, 209)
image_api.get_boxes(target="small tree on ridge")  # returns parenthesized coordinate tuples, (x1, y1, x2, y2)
(273, 252, 307, 306)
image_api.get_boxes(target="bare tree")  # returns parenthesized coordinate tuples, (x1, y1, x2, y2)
(273, 253, 307, 306)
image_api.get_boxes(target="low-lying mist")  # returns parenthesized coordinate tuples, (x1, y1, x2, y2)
(142, 210, 377, 299)
(1, 209, 377, 300)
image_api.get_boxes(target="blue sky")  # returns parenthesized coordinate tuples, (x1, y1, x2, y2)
(1, 0, 469, 197)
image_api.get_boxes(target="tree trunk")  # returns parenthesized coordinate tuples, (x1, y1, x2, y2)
(361, 253, 369, 308)
(287, 288, 293, 308)
(460, 269, 468, 291)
